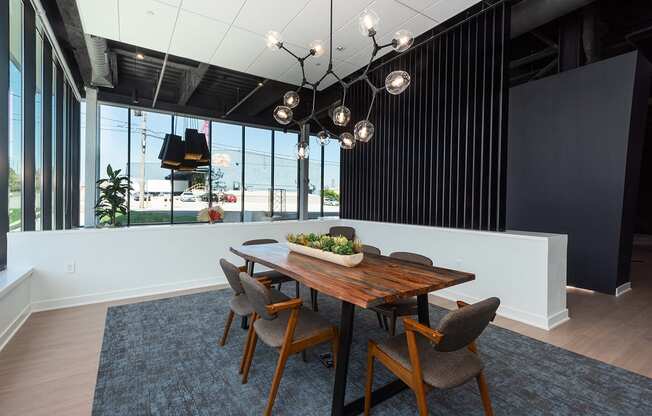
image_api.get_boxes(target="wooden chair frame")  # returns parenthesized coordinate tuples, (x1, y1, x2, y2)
(241, 297, 339, 416)
(364, 301, 494, 416)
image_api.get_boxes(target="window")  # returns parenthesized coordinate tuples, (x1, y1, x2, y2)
(9, 0, 23, 232)
(323, 139, 340, 216)
(172, 115, 210, 223)
(244, 127, 272, 222)
(308, 135, 322, 218)
(79, 101, 86, 225)
(128, 110, 172, 225)
(274, 131, 298, 220)
(98, 104, 129, 225)
(35, 26, 43, 229)
(51, 61, 56, 227)
(211, 122, 242, 222)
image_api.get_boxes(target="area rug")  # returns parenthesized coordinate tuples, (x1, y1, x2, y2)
(92, 288, 652, 415)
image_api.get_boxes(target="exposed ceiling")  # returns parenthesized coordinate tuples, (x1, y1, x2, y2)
(74, 0, 480, 89)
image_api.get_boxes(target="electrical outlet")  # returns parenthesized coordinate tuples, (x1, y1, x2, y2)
(456, 259, 463, 266)
(66, 262, 76, 274)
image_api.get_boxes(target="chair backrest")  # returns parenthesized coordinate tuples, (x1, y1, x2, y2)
(220, 258, 244, 295)
(389, 251, 433, 266)
(243, 238, 278, 246)
(329, 226, 355, 240)
(361, 244, 381, 255)
(239, 272, 277, 320)
(434, 297, 500, 352)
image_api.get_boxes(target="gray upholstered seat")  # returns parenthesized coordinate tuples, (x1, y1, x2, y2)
(229, 290, 288, 317)
(253, 307, 333, 348)
(377, 335, 483, 389)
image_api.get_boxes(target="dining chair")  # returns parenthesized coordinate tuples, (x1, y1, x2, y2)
(239, 272, 339, 416)
(371, 251, 434, 336)
(364, 297, 500, 416)
(243, 238, 300, 298)
(218, 258, 289, 349)
(361, 244, 381, 255)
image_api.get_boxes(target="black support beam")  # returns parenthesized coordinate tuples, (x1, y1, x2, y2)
(42, 40, 53, 231)
(1, 0, 9, 269)
(23, 3, 36, 231)
(55, 64, 64, 229)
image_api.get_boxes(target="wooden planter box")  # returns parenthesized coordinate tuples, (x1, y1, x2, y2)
(287, 242, 364, 267)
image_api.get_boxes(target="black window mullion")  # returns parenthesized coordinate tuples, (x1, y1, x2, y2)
(170, 115, 174, 224)
(270, 130, 275, 218)
(22, 4, 36, 231)
(126, 108, 131, 226)
(240, 125, 245, 222)
(41, 40, 52, 231)
(0, 0, 9, 270)
(320, 144, 325, 218)
(54, 64, 64, 230)
(208, 122, 212, 208)
(71, 99, 80, 228)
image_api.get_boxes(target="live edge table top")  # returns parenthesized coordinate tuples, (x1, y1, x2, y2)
(230, 243, 475, 309)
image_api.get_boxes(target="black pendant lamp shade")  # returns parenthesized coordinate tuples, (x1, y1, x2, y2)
(159, 133, 184, 168)
(184, 129, 209, 161)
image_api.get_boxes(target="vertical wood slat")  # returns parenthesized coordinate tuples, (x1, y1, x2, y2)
(340, 3, 508, 232)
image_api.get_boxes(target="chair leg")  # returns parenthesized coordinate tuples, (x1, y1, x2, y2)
(389, 311, 397, 337)
(301, 350, 307, 362)
(413, 381, 429, 416)
(295, 281, 300, 298)
(476, 371, 494, 416)
(242, 332, 258, 384)
(382, 316, 389, 331)
(264, 345, 291, 416)
(239, 314, 255, 374)
(364, 342, 375, 416)
(219, 310, 235, 346)
(310, 288, 319, 312)
(375, 312, 384, 328)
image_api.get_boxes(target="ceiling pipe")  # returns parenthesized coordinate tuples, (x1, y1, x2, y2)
(85, 35, 115, 88)
(511, 0, 595, 39)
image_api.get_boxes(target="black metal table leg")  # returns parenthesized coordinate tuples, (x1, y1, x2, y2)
(417, 293, 431, 326)
(331, 301, 355, 416)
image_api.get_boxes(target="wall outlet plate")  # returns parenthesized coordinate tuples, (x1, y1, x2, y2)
(66, 262, 76, 274)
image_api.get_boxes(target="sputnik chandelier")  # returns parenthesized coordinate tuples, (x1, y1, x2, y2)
(265, 0, 414, 159)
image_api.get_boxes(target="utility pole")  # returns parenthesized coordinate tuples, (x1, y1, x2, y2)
(139, 112, 147, 208)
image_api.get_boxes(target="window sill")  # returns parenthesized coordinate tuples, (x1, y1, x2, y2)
(0, 267, 33, 300)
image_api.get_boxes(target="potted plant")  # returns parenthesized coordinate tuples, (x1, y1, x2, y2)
(95, 164, 131, 227)
(286, 233, 364, 267)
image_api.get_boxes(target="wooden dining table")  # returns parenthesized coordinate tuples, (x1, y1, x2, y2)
(230, 243, 475, 416)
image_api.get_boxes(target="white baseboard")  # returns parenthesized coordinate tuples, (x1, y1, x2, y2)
(0, 303, 32, 352)
(615, 282, 632, 297)
(30, 277, 227, 312)
(431, 288, 569, 331)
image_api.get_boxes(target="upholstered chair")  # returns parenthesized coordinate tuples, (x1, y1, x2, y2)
(371, 251, 434, 336)
(239, 272, 339, 416)
(243, 239, 299, 297)
(364, 297, 500, 416)
(361, 244, 381, 255)
(217, 258, 288, 350)
(328, 226, 355, 240)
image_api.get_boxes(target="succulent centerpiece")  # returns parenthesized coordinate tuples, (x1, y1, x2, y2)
(286, 233, 364, 267)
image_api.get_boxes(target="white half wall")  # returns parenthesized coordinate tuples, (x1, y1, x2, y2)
(7, 219, 335, 312)
(0, 268, 33, 351)
(341, 220, 569, 330)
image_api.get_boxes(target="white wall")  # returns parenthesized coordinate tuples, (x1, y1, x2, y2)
(343, 220, 568, 330)
(0, 269, 33, 351)
(7, 219, 335, 312)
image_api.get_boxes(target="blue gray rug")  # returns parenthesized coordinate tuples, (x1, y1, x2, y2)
(92, 288, 652, 415)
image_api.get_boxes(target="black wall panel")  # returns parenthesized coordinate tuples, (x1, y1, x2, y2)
(341, 3, 509, 231)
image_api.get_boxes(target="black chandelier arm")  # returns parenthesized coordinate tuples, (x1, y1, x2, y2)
(365, 89, 379, 120)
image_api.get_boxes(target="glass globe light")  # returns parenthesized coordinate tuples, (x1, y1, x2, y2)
(354, 120, 374, 142)
(273, 105, 293, 125)
(317, 130, 330, 146)
(295, 141, 310, 160)
(332, 105, 351, 126)
(309, 40, 326, 57)
(265, 30, 283, 50)
(358, 9, 380, 36)
(283, 91, 299, 108)
(385, 70, 411, 95)
(340, 132, 356, 150)
(392, 30, 414, 53)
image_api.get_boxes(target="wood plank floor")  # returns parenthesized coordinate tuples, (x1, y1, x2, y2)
(1, 245, 651, 415)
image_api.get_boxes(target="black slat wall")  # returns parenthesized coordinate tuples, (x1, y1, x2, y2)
(341, 3, 509, 231)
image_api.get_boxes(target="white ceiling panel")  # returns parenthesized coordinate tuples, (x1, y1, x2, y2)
(422, 0, 480, 22)
(75, 0, 480, 88)
(233, 0, 312, 35)
(181, 0, 246, 23)
(75, 0, 120, 41)
(210, 26, 266, 72)
(118, 0, 179, 53)
(169, 10, 230, 63)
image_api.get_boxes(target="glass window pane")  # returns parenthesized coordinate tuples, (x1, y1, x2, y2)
(171, 115, 210, 223)
(244, 127, 272, 222)
(129, 110, 173, 225)
(35, 28, 43, 230)
(308, 136, 322, 218)
(211, 122, 242, 222)
(323, 139, 340, 216)
(273, 131, 298, 220)
(9, 0, 23, 232)
(80, 101, 86, 225)
(98, 104, 129, 225)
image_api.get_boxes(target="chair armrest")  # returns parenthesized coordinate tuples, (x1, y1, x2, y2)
(266, 298, 303, 314)
(238, 265, 248, 272)
(403, 318, 443, 344)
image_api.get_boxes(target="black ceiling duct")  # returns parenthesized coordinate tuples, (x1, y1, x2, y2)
(158, 134, 184, 168)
